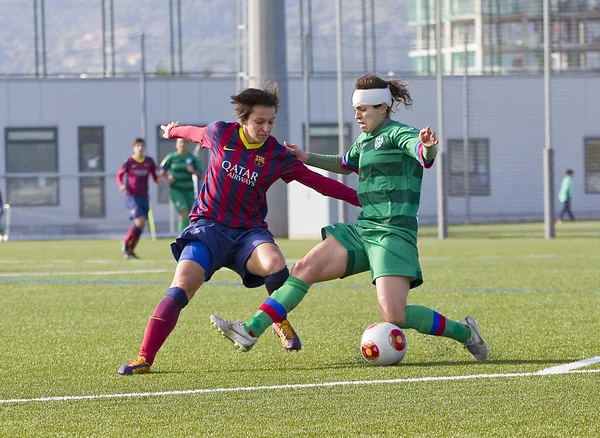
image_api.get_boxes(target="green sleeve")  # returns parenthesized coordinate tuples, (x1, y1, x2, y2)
(160, 154, 171, 170)
(190, 155, 202, 171)
(306, 152, 353, 175)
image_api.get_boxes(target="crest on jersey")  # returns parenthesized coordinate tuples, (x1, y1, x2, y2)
(374, 135, 384, 150)
(254, 155, 265, 167)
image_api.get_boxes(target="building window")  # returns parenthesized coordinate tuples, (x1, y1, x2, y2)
(584, 138, 600, 193)
(79, 177, 105, 218)
(78, 127, 104, 172)
(5, 127, 59, 206)
(448, 139, 490, 196)
(303, 123, 353, 155)
(156, 125, 205, 204)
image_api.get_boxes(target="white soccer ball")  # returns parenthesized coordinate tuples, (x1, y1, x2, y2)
(360, 322, 408, 366)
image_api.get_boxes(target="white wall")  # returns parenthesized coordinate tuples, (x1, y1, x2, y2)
(1, 74, 599, 238)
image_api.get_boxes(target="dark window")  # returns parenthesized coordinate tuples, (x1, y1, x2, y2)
(79, 177, 106, 218)
(303, 123, 353, 155)
(5, 128, 59, 206)
(78, 127, 104, 172)
(6, 177, 59, 206)
(448, 139, 490, 196)
(584, 138, 600, 193)
(5, 128, 58, 173)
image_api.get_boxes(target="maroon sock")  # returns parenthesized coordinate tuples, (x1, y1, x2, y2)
(129, 226, 143, 252)
(123, 225, 137, 251)
(139, 295, 184, 364)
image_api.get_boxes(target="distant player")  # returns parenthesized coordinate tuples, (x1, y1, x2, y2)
(211, 74, 488, 362)
(160, 138, 204, 232)
(116, 137, 163, 259)
(118, 85, 360, 375)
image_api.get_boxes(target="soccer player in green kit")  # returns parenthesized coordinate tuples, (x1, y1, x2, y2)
(160, 138, 204, 231)
(211, 74, 488, 361)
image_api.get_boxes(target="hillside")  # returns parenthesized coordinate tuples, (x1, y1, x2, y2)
(0, 0, 414, 76)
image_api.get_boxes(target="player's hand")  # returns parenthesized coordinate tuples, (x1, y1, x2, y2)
(284, 141, 308, 163)
(118, 185, 126, 192)
(419, 126, 438, 148)
(160, 121, 179, 138)
(168, 176, 176, 185)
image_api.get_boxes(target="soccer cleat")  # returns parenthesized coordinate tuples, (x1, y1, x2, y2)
(118, 356, 151, 375)
(121, 240, 129, 257)
(210, 315, 257, 352)
(462, 316, 488, 361)
(272, 318, 302, 351)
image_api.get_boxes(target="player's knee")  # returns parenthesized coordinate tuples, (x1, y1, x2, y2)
(261, 253, 286, 275)
(291, 256, 320, 284)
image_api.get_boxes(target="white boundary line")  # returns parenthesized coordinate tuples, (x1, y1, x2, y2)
(2, 363, 599, 405)
(0, 269, 173, 277)
(536, 356, 600, 375)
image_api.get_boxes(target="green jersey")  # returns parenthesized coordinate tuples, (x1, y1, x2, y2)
(343, 118, 429, 240)
(558, 175, 573, 203)
(160, 152, 202, 191)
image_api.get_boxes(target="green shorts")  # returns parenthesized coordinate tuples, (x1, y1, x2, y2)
(169, 188, 196, 213)
(321, 222, 423, 289)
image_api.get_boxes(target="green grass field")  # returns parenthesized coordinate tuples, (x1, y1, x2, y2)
(1, 222, 599, 437)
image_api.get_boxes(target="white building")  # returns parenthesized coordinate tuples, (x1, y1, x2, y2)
(1, 74, 599, 239)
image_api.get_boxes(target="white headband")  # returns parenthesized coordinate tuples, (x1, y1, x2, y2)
(352, 88, 392, 107)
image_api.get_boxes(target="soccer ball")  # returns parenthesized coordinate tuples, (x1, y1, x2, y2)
(360, 322, 408, 366)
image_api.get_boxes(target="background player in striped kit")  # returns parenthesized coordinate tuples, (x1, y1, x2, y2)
(211, 74, 488, 362)
(160, 138, 204, 232)
(116, 138, 163, 259)
(119, 85, 361, 375)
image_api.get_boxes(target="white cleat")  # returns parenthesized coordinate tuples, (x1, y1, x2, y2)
(210, 315, 257, 352)
(462, 316, 488, 361)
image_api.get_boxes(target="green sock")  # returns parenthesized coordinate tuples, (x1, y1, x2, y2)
(402, 305, 471, 343)
(178, 216, 189, 232)
(244, 276, 309, 338)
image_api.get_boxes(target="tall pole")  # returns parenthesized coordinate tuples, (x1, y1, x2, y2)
(436, 0, 448, 238)
(169, 0, 175, 75)
(247, 0, 290, 236)
(301, 1, 311, 153)
(40, 0, 47, 76)
(33, 0, 39, 78)
(110, 0, 116, 76)
(101, 0, 107, 76)
(335, 0, 345, 224)
(177, 0, 183, 74)
(543, 0, 555, 238)
(140, 33, 147, 141)
(463, 31, 471, 224)
(361, 0, 368, 72)
(370, 0, 376, 73)
(235, 0, 241, 91)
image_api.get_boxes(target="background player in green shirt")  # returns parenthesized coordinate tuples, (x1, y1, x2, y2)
(211, 74, 488, 362)
(160, 138, 204, 231)
(557, 169, 575, 224)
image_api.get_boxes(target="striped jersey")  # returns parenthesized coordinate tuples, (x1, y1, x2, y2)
(169, 121, 333, 229)
(116, 156, 158, 197)
(161, 152, 202, 192)
(341, 118, 434, 240)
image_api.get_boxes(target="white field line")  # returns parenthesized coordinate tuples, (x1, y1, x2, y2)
(2, 363, 600, 405)
(0, 269, 173, 277)
(536, 356, 600, 375)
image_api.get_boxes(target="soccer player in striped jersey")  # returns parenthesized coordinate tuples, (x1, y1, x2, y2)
(117, 138, 162, 259)
(118, 85, 360, 375)
(211, 74, 488, 362)
(160, 138, 204, 232)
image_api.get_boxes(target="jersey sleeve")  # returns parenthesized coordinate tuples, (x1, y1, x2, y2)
(391, 125, 433, 168)
(116, 159, 129, 187)
(160, 154, 172, 170)
(190, 155, 202, 171)
(148, 157, 160, 182)
(341, 139, 361, 173)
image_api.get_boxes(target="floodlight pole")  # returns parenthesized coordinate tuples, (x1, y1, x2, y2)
(543, 0, 555, 239)
(436, 0, 448, 238)
(335, 0, 345, 224)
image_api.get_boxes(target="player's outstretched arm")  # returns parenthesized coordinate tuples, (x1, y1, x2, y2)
(293, 164, 360, 207)
(161, 122, 206, 144)
(285, 141, 352, 175)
